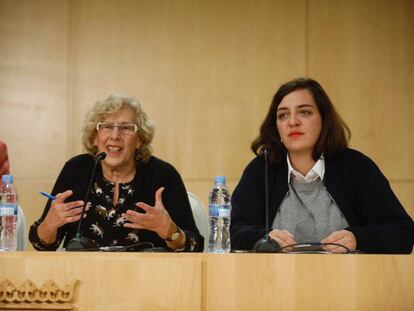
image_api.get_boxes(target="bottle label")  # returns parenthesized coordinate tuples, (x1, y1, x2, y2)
(0, 203, 17, 216)
(209, 204, 230, 217)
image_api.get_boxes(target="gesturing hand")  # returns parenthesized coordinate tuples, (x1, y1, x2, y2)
(43, 190, 85, 230)
(123, 187, 175, 239)
(321, 230, 357, 253)
(38, 190, 85, 245)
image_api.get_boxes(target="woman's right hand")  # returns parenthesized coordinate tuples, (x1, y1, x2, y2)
(269, 229, 297, 249)
(38, 190, 84, 244)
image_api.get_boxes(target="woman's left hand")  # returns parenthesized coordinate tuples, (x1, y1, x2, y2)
(122, 187, 175, 239)
(321, 230, 357, 253)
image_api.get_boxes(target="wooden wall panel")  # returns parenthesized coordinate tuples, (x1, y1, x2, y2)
(307, 0, 414, 217)
(307, 0, 414, 179)
(68, 0, 307, 175)
(68, 0, 307, 206)
(0, 0, 70, 243)
(391, 181, 414, 219)
(0, 0, 70, 177)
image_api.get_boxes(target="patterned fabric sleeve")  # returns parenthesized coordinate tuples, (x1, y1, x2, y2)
(29, 219, 63, 251)
(28, 156, 88, 251)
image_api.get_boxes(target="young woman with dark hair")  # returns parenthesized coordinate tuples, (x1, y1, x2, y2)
(231, 78, 414, 254)
(251, 78, 350, 164)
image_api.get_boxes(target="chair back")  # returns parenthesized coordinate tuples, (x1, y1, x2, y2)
(17, 205, 26, 250)
(187, 192, 209, 252)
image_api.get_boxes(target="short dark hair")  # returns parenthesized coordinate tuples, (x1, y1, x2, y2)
(251, 77, 351, 164)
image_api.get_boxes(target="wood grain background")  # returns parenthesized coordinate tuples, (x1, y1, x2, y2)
(0, 0, 413, 250)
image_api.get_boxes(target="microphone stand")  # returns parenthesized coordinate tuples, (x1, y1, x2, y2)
(252, 147, 280, 253)
(66, 152, 106, 251)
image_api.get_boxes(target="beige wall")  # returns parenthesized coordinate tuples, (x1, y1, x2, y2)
(1, 0, 413, 249)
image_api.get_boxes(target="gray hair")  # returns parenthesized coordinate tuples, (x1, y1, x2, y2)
(81, 94, 155, 162)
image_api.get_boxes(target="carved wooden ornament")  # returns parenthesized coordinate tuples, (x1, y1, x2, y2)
(0, 279, 77, 310)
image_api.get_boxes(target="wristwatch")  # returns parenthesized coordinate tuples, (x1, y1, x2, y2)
(165, 225, 181, 242)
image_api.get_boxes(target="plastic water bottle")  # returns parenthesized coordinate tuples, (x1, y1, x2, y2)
(208, 176, 231, 253)
(0, 175, 18, 251)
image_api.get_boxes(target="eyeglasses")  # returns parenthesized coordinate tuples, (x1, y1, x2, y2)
(96, 122, 138, 136)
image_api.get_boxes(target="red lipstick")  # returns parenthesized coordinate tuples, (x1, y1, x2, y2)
(288, 131, 304, 137)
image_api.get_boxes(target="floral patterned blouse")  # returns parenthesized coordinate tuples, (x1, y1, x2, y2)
(29, 154, 204, 252)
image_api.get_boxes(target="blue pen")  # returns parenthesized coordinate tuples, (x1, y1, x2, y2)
(39, 191, 57, 201)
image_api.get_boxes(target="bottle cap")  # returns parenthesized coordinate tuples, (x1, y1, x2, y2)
(1, 175, 13, 184)
(214, 176, 226, 184)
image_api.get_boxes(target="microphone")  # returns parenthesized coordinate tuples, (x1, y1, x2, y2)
(277, 242, 354, 254)
(252, 146, 280, 253)
(66, 152, 106, 251)
(99, 242, 167, 252)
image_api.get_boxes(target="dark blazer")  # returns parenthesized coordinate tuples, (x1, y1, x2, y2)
(231, 148, 414, 254)
(29, 154, 204, 252)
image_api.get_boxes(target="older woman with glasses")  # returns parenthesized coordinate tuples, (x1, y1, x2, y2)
(29, 94, 203, 252)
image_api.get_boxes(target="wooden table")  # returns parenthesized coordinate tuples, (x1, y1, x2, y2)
(1, 252, 413, 310)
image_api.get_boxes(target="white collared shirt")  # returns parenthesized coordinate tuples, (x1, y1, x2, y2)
(287, 155, 325, 183)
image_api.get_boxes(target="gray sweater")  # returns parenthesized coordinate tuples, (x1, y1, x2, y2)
(272, 178, 349, 243)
